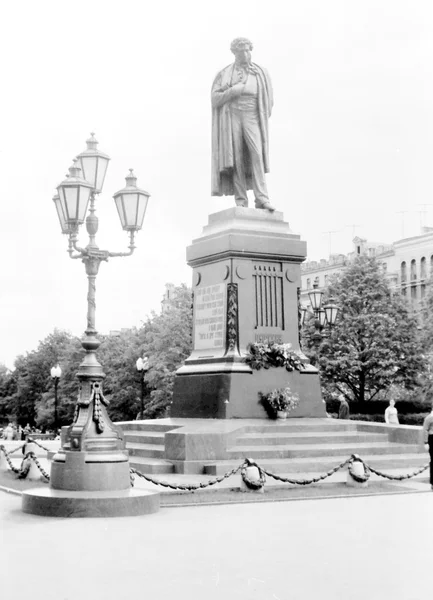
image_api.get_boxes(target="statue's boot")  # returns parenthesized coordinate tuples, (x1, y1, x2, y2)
(235, 199, 248, 207)
(255, 200, 276, 212)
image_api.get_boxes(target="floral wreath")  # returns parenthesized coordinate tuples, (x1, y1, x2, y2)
(348, 454, 370, 483)
(241, 458, 266, 490)
(246, 342, 306, 372)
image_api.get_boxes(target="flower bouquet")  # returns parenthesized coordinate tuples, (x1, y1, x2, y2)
(259, 386, 300, 419)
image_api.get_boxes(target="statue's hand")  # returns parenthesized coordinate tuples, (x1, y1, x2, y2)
(230, 82, 245, 97)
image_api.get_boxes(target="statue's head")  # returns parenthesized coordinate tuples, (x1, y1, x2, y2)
(230, 37, 253, 65)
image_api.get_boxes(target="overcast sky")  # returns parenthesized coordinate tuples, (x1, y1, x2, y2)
(1, 0, 432, 369)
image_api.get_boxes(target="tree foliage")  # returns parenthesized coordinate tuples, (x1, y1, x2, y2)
(139, 284, 193, 418)
(0, 284, 193, 427)
(305, 257, 426, 403)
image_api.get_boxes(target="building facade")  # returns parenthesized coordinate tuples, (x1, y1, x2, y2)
(300, 228, 433, 310)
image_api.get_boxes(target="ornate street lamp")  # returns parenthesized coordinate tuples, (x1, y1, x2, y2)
(136, 356, 150, 420)
(50, 364, 62, 431)
(301, 280, 340, 363)
(22, 134, 159, 517)
(308, 279, 324, 313)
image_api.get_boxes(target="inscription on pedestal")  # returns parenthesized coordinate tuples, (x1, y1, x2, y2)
(194, 284, 227, 350)
(254, 333, 283, 344)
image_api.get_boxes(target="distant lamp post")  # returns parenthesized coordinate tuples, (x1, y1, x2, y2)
(28, 133, 158, 518)
(136, 357, 150, 420)
(302, 279, 340, 360)
(50, 364, 62, 431)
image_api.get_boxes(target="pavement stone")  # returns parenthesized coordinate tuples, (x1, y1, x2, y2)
(1, 486, 433, 599)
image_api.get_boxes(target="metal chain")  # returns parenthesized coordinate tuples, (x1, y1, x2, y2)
(27, 437, 51, 453)
(0, 446, 21, 473)
(130, 463, 245, 491)
(30, 454, 50, 480)
(263, 457, 352, 486)
(366, 462, 429, 481)
(4, 443, 25, 455)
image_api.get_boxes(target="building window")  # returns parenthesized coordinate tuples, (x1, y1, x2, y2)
(411, 286, 417, 302)
(410, 259, 417, 281)
(431, 255, 433, 276)
(401, 287, 407, 298)
(324, 275, 328, 285)
(421, 284, 426, 299)
(421, 257, 427, 279)
(307, 278, 311, 289)
(382, 263, 387, 273)
(357, 246, 361, 254)
(401, 261, 407, 283)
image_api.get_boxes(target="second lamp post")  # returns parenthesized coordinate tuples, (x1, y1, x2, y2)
(136, 357, 150, 420)
(50, 364, 62, 431)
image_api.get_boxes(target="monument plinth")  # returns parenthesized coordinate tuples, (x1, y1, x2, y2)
(171, 207, 326, 419)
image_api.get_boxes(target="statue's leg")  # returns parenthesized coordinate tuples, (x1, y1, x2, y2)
(231, 109, 248, 207)
(242, 111, 275, 212)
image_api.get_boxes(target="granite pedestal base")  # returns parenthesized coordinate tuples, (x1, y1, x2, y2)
(172, 367, 326, 419)
(22, 488, 160, 518)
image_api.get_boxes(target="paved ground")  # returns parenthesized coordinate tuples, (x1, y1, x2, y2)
(1, 488, 432, 600)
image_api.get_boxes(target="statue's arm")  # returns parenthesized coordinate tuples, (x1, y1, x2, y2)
(211, 72, 243, 108)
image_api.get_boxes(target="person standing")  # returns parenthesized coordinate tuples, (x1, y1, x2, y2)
(384, 399, 399, 425)
(338, 395, 350, 419)
(423, 408, 433, 490)
(211, 37, 275, 211)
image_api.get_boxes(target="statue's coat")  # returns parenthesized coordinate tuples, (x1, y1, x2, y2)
(211, 63, 273, 197)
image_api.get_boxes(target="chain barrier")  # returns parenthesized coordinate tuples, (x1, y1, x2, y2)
(263, 457, 352, 486)
(30, 454, 50, 481)
(361, 460, 429, 481)
(2, 443, 25, 456)
(0, 443, 430, 488)
(130, 463, 245, 491)
(27, 438, 51, 453)
(0, 445, 21, 473)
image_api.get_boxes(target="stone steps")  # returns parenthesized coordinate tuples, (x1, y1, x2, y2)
(240, 421, 357, 433)
(123, 432, 165, 445)
(128, 456, 175, 474)
(203, 452, 428, 475)
(119, 421, 181, 433)
(228, 441, 422, 460)
(126, 443, 165, 459)
(236, 431, 385, 446)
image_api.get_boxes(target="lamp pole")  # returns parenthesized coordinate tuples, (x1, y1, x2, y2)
(51, 133, 151, 489)
(136, 357, 150, 419)
(50, 364, 62, 431)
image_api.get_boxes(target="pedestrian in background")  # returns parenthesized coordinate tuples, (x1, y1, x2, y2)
(384, 399, 399, 425)
(422, 408, 433, 491)
(338, 395, 350, 419)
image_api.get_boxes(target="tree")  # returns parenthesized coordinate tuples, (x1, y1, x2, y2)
(139, 284, 193, 418)
(97, 328, 144, 422)
(9, 329, 83, 428)
(306, 256, 425, 403)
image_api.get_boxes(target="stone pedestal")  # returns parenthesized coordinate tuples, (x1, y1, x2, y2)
(171, 207, 326, 419)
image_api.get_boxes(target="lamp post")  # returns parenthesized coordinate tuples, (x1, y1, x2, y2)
(50, 364, 62, 431)
(24, 133, 161, 517)
(136, 356, 150, 420)
(301, 279, 340, 363)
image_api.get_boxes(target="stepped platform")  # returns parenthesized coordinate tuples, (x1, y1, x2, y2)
(119, 418, 426, 478)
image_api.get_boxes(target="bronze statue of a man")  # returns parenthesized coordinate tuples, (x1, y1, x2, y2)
(211, 37, 275, 211)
